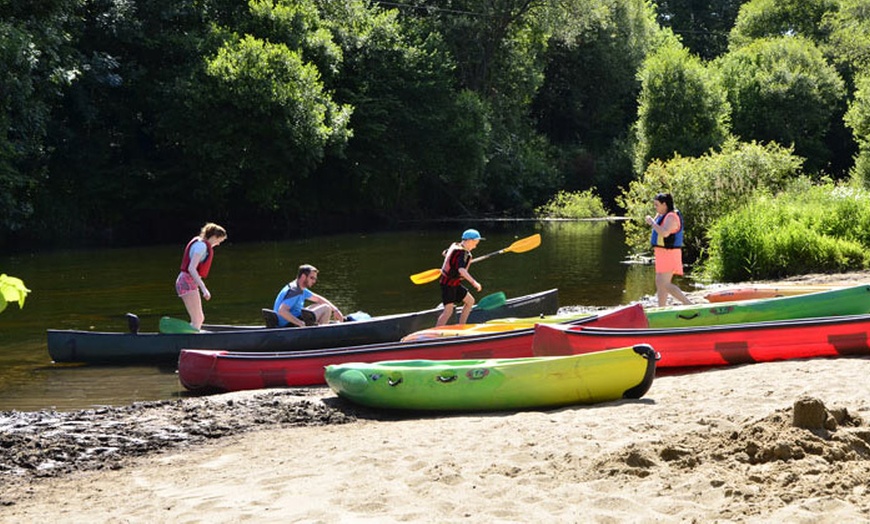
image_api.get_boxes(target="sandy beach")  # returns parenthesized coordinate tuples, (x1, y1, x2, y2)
(3, 274, 870, 522)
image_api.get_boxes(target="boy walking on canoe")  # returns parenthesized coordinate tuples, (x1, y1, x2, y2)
(436, 229, 484, 327)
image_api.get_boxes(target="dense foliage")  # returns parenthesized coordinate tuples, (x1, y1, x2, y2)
(715, 36, 845, 173)
(534, 189, 609, 219)
(633, 38, 731, 173)
(701, 181, 870, 281)
(2, 0, 870, 271)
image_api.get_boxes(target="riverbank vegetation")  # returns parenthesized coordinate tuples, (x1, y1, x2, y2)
(701, 182, 870, 281)
(534, 189, 609, 219)
(3, 0, 870, 280)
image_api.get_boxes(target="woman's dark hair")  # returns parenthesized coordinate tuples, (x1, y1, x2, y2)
(297, 264, 318, 278)
(654, 193, 675, 213)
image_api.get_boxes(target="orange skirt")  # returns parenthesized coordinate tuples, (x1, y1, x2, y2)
(654, 247, 683, 275)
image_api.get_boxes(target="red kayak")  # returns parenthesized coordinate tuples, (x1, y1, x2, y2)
(533, 313, 870, 368)
(178, 303, 648, 392)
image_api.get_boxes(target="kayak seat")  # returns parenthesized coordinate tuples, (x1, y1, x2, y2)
(126, 312, 140, 334)
(301, 308, 317, 326)
(262, 308, 280, 328)
(262, 308, 317, 327)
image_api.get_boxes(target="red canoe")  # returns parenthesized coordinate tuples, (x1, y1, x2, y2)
(178, 303, 649, 392)
(532, 313, 870, 368)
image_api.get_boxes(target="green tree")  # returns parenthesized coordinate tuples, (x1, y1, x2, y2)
(729, 0, 838, 50)
(823, 0, 870, 81)
(304, 1, 490, 220)
(27, 0, 229, 243)
(532, 0, 664, 205)
(178, 34, 351, 213)
(845, 72, 870, 185)
(714, 36, 845, 173)
(634, 39, 731, 173)
(654, 0, 743, 60)
(0, 0, 82, 242)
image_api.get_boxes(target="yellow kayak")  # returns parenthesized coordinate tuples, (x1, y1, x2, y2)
(401, 310, 598, 342)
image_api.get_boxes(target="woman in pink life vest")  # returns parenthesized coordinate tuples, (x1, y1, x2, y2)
(176, 222, 227, 330)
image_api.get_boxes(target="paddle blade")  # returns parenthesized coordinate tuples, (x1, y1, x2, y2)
(505, 233, 541, 254)
(159, 316, 199, 334)
(476, 291, 507, 310)
(410, 268, 441, 285)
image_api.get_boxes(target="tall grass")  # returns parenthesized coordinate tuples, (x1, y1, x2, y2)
(700, 181, 870, 281)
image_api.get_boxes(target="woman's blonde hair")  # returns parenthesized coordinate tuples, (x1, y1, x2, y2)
(200, 222, 227, 240)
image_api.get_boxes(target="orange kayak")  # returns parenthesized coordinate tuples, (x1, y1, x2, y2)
(703, 285, 840, 303)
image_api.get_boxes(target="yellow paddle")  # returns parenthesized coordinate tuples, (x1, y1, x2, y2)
(409, 234, 542, 285)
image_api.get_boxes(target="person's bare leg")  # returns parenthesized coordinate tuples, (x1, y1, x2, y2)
(181, 291, 205, 330)
(436, 304, 455, 327)
(656, 272, 691, 306)
(667, 281, 692, 305)
(655, 272, 672, 307)
(310, 304, 333, 324)
(458, 294, 476, 325)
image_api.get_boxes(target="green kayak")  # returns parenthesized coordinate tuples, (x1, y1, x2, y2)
(645, 284, 870, 328)
(324, 344, 659, 411)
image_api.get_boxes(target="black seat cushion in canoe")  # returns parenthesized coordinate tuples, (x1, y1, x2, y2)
(262, 308, 317, 327)
(301, 308, 317, 326)
(262, 308, 280, 328)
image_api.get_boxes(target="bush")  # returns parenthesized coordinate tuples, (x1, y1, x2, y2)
(617, 138, 804, 262)
(700, 182, 870, 281)
(535, 189, 609, 219)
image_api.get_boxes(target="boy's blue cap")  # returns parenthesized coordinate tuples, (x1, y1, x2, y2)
(462, 229, 484, 240)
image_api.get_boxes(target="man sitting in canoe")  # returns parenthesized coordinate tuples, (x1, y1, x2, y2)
(273, 264, 344, 327)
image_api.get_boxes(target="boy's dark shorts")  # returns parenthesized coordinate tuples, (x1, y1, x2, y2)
(441, 284, 469, 305)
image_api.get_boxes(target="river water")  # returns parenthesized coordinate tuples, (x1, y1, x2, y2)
(0, 221, 687, 411)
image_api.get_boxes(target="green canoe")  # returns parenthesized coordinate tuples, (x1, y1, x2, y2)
(645, 284, 870, 328)
(324, 344, 659, 411)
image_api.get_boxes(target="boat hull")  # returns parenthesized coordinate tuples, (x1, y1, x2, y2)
(47, 289, 559, 364)
(703, 285, 838, 302)
(645, 284, 870, 327)
(178, 304, 648, 392)
(533, 313, 870, 368)
(324, 345, 659, 411)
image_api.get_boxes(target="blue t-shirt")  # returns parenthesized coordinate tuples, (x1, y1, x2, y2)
(273, 282, 313, 327)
